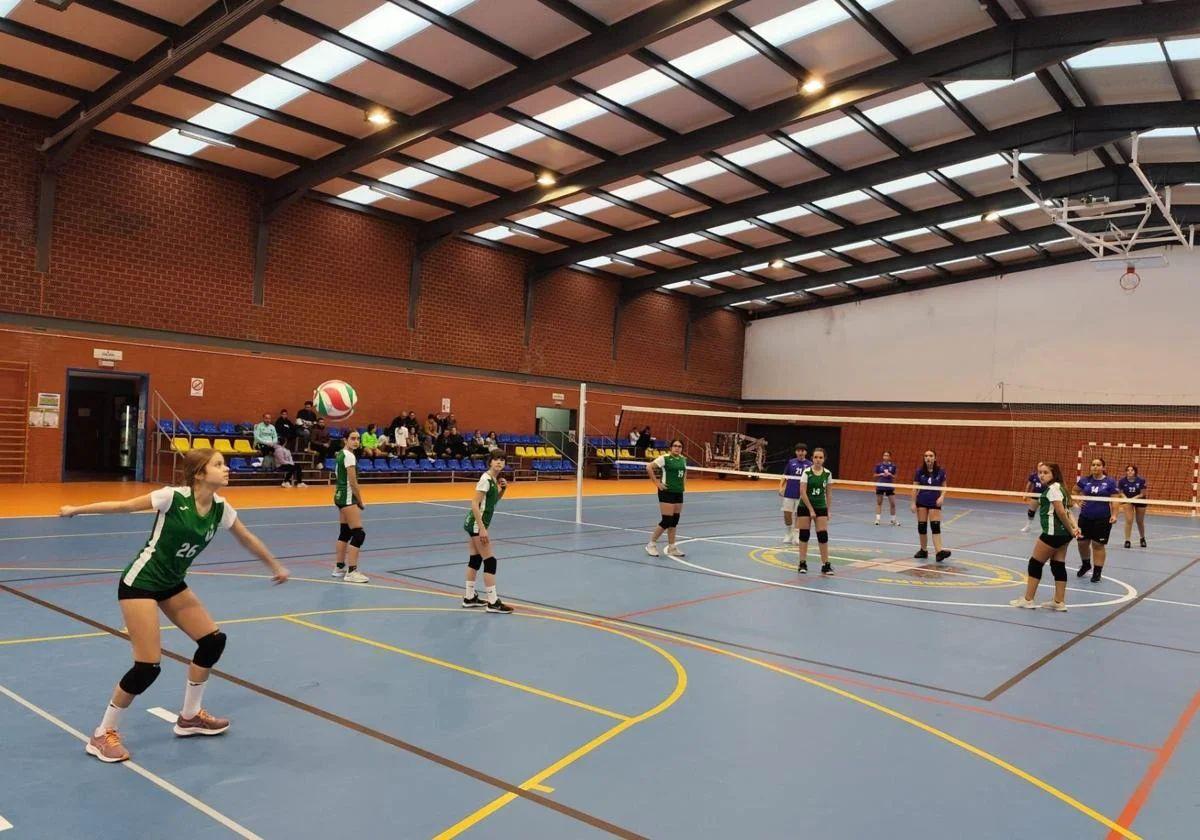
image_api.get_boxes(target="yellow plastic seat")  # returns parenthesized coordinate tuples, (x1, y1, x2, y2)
(214, 439, 235, 453)
(515, 446, 529, 458)
(192, 438, 212, 450)
(620, 448, 633, 459)
(234, 439, 254, 453)
(535, 446, 552, 457)
(172, 438, 191, 453)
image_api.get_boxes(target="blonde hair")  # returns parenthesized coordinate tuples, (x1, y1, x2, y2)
(182, 448, 219, 488)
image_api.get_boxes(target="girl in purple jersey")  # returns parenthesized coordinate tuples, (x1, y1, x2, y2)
(911, 449, 950, 562)
(1020, 467, 1044, 533)
(778, 442, 811, 544)
(1075, 457, 1120, 582)
(1118, 465, 1148, 549)
(873, 451, 900, 526)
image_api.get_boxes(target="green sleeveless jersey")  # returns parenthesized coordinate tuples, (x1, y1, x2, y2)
(654, 454, 687, 493)
(464, 473, 500, 534)
(1039, 482, 1072, 536)
(122, 487, 237, 591)
(334, 449, 357, 506)
(801, 467, 832, 510)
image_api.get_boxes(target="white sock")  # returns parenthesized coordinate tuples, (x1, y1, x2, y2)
(465, 580, 476, 598)
(875, 514, 880, 522)
(484, 585, 497, 604)
(181, 680, 206, 719)
(95, 702, 125, 737)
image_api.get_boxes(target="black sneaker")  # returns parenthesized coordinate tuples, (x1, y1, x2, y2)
(1076, 561, 1092, 578)
(913, 549, 928, 560)
(935, 550, 951, 563)
(820, 562, 834, 575)
(1091, 567, 1102, 583)
(1123, 541, 1132, 549)
(486, 599, 513, 614)
(1140, 538, 1147, 548)
(462, 595, 485, 609)
(798, 560, 808, 575)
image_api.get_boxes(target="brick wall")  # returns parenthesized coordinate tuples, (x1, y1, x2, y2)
(0, 115, 744, 413)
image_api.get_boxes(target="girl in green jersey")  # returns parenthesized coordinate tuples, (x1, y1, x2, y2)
(332, 431, 369, 583)
(60, 448, 288, 764)
(1011, 462, 1081, 612)
(462, 449, 512, 613)
(645, 439, 687, 558)
(798, 447, 835, 576)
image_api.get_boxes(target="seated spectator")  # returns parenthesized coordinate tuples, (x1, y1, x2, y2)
(254, 413, 279, 458)
(445, 426, 466, 459)
(376, 432, 393, 455)
(275, 409, 296, 451)
(424, 413, 439, 442)
(393, 421, 410, 454)
(273, 443, 304, 488)
(485, 431, 498, 448)
(468, 431, 488, 455)
(405, 410, 419, 436)
(361, 424, 383, 458)
(295, 400, 318, 449)
(309, 417, 332, 461)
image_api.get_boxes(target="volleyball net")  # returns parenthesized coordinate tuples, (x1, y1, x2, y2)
(590, 402, 1200, 515)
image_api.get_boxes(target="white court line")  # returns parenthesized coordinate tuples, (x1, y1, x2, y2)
(1145, 597, 1200, 609)
(0, 683, 262, 839)
(147, 707, 178, 723)
(0, 814, 11, 831)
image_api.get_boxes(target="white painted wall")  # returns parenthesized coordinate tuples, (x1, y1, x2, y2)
(742, 248, 1200, 404)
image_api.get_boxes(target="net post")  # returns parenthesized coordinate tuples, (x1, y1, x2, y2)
(1192, 452, 1198, 517)
(575, 382, 587, 525)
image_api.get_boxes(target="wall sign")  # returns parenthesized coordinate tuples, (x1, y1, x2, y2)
(441, 397, 451, 413)
(190, 378, 205, 397)
(93, 349, 123, 362)
(37, 393, 61, 410)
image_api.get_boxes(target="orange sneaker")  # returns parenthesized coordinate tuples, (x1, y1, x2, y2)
(85, 729, 130, 763)
(174, 709, 230, 737)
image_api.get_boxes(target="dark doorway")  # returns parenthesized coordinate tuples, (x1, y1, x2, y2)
(64, 372, 145, 480)
(745, 423, 842, 476)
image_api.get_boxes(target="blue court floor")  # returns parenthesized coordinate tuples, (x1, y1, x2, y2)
(2, 486, 1199, 839)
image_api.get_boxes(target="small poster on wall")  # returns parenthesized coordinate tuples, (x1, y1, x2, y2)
(37, 393, 61, 410)
(190, 378, 205, 397)
(441, 397, 451, 413)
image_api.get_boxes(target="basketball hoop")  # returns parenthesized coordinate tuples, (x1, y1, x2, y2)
(1119, 266, 1141, 292)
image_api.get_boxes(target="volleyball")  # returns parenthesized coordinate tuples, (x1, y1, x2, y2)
(313, 380, 358, 420)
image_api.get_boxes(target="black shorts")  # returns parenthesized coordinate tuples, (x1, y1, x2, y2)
(657, 489, 684, 505)
(915, 502, 942, 510)
(1078, 516, 1112, 544)
(118, 580, 188, 601)
(797, 508, 829, 520)
(1038, 533, 1073, 549)
(875, 488, 894, 496)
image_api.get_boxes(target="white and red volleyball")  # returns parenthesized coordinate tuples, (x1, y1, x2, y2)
(313, 380, 358, 420)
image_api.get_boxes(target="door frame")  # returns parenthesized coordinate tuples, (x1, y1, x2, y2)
(62, 368, 150, 482)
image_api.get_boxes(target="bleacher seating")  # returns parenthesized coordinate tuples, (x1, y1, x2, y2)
(172, 438, 190, 453)
(218, 422, 238, 436)
(234, 439, 254, 453)
(214, 439, 235, 454)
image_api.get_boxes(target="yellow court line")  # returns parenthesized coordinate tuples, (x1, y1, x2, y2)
(0, 630, 109, 646)
(946, 509, 973, 525)
(530, 784, 554, 793)
(282, 615, 630, 722)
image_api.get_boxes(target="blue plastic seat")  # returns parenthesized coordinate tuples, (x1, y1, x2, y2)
(217, 422, 237, 436)
(157, 419, 175, 433)
(433, 459, 448, 471)
(323, 458, 336, 470)
(178, 420, 198, 435)
(358, 459, 375, 473)
(328, 427, 343, 439)
(198, 421, 219, 435)
(446, 459, 460, 470)
(373, 458, 389, 470)
(229, 457, 248, 472)
(418, 458, 435, 471)
(389, 457, 405, 470)
(403, 458, 419, 470)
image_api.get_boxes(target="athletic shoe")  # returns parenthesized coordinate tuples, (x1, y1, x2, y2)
(1140, 538, 1147, 548)
(1020, 523, 1031, 533)
(173, 709, 230, 737)
(785, 531, 794, 542)
(873, 519, 880, 526)
(892, 520, 901, 527)
(797, 560, 808, 575)
(1091, 567, 1103, 583)
(791, 533, 801, 545)
(935, 550, 951, 563)
(295, 482, 307, 489)
(486, 599, 513, 614)
(820, 563, 834, 575)
(644, 542, 660, 557)
(342, 570, 370, 584)
(1124, 541, 1132, 549)
(1076, 561, 1092, 578)
(1041, 600, 1068, 612)
(1009, 597, 1037, 609)
(913, 549, 928, 559)
(666, 544, 686, 557)
(331, 566, 345, 578)
(462, 594, 485, 608)
(281, 481, 293, 488)
(85, 729, 129, 763)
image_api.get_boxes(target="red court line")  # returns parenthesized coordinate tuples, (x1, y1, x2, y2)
(1107, 685, 1200, 838)
(612, 584, 774, 620)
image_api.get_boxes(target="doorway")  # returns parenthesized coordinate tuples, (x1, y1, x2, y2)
(64, 371, 148, 481)
(535, 406, 576, 456)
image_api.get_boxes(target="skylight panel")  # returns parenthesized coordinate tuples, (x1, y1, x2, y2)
(790, 116, 860, 147)
(1067, 41, 1164, 69)
(425, 146, 488, 172)
(766, 291, 796, 300)
(815, 191, 869, 210)
(725, 139, 789, 168)
(664, 280, 692, 289)
(987, 246, 1032, 257)
(997, 202, 1040, 217)
(875, 172, 936, 194)
(832, 240, 872, 252)
(342, 3, 428, 49)
(1164, 37, 1200, 62)
(597, 68, 676, 107)
(943, 76, 1029, 99)
(536, 99, 607, 132)
(0, 1, 22, 16)
(611, 180, 667, 202)
(1142, 127, 1197, 137)
(883, 228, 926, 241)
(757, 206, 809, 224)
(233, 75, 309, 111)
(744, 263, 770, 272)
(788, 251, 825, 262)
(189, 103, 258, 136)
(848, 275, 879, 284)
(480, 124, 546, 152)
(381, 168, 439, 190)
(755, 0, 893, 45)
(864, 90, 943, 125)
(709, 220, 756, 236)
(619, 246, 660, 259)
(672, 36, 756, 78)
(661, 233, 706, 248)
(474, 227, 513, 241)
(939, 154, 1008, 179)
(807, 284, 839, 291)
(150, 131, 211, 156)
(338, 185, 384, 205)
(560, 196, 613, 216)
(579, 256, 613, 268)
(701, 272, 735, 281)
(284, 41, 362, 82)
(937, 256, 979, 267)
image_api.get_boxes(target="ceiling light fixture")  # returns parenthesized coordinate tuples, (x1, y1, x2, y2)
(368, 184, 407, 200)
(801, 78, 825, 95)
(769, 258, 787, 269)
(177, 128, 234, 148)
(982, 210, 1001, 223)
(536, 171, 558, 187)
(365, 107, 393, 127)
(611, 255, 637, 266)
(505, 225, 538, 238)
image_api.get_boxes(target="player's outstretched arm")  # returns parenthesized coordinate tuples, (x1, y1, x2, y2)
(60, 495, 155, 517)
(229, 520, 289, 584)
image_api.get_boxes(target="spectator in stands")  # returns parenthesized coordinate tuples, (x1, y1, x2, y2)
(445, 426, 467, 459)
(629, 428, 640, 448)
(469, 431, 488, 456)
(405, 410, 419, 436)
(635, 427, 652, 458)
(274, 443, 304, 488)
(309, 418, 332, 462)
(376, 431, 393, 456)
(485, 431, 498, 449)
(361, 424, 383, 459)
(274, 409, 296, 451)
(442, 413, 458, 433)
(296, 400, 318, 450)
(393, 421, 410, 455)
(424, 414, 439, 447)
(254, 413, 278, 458)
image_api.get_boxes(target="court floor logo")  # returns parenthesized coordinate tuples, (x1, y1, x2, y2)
(749, 544, 1024, 588)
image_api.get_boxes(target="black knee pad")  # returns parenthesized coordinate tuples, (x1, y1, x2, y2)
(798, 528, 811, 543)
(483, 556, 497, 575)
(1050, 560, 1067, 581)
(119, 661, 161, 695)
(468, 553, 483, 571)
(193, 630, 227, 669)
(668, 513, 681, 528)
(816, 530, 829, 544)
(1027, 509, 1035, 519)
(930, 521, 941, 535)
(338, 523, 352, 543)
(1027, 557, 1045, 580)
(917, 522, 928, 535)
(659, 515, 672, 529)
(349, 527, 366, 547)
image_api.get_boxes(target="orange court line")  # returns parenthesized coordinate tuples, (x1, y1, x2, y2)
(1107, 685, 1200, 838)
(612, 584, 774, 620)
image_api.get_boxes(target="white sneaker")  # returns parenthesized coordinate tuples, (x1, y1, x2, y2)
(892, 519, 901, 526)
(295, 482, 307, 488)
(1009, 597, 1038, 609)
(342, 570, 369, 584)
(644, 542, 660, 557)
(1042, 600, 1068, 612)
(281, 481, 292, 488)
(790, 533, 800, 545)
(331, 567, 345, 578)
(1020, 523, 1031, 533)
(783, 532, 792, 544)
(666, 544, 686, 558)
(874, 518, 880, 526)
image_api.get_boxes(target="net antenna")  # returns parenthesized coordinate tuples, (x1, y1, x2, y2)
(1009, 132, 1195, 269)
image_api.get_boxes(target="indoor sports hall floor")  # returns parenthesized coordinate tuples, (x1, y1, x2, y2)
(2, 481, 1199, 839)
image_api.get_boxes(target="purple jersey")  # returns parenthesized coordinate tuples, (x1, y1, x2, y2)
(874, 461, 898, 489)
(914, 467, 946, 506)
(1118, 476, 1147, 498)
(1076, 475, 1118, 519)
(783, 458, 812, 499)
(1027, 471, 1044, 494)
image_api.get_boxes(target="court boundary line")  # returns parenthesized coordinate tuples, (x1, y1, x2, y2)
(0, 682, 264, 839)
